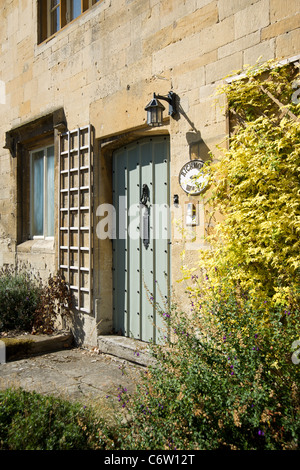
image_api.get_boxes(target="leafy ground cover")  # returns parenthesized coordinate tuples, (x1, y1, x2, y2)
(0, 387, 115, 450)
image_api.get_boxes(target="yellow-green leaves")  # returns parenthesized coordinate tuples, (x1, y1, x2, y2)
(199, 60, 300, 308)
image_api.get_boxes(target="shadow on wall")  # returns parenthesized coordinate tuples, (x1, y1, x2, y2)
(179, 100, 212, 162)
(70, 311, 97, 347)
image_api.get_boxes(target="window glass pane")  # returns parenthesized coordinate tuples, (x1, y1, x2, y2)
(32, 151, 44, 236)
(71, 0, 82, 20)
(47, 146, 55, 237)
(51, 6, 60, 34)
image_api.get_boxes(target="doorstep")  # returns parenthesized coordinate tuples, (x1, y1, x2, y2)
(97, 335, 156, 367)
(0, 331, 74, 362)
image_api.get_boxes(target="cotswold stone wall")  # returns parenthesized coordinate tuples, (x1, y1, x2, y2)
(0, 0, 299, 343)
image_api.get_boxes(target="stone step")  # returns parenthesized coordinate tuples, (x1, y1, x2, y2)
(97, 335, 156, 367)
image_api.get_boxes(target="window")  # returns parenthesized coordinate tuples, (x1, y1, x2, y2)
(38, 0, 100, 42)
(30, 145, 55, 238)
(50, 0, 60, 36)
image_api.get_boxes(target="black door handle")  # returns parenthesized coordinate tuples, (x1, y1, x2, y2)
(140, 184, 149, 206)
(140, 184, 150, 248)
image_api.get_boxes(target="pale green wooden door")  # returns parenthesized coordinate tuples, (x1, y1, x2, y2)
(112, 137, 170, 343)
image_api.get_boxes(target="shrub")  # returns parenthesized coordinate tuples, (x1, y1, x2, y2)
(0, 388, 114, 450)
(198, 59, 300, 307)
(117, 278, 300, 450)
(0, 264, 73, 334)
(0, 265, 42, 332)
(32, 272, 73, 335)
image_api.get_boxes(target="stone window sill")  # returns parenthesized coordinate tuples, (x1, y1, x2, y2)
(17, 239, 55, 254)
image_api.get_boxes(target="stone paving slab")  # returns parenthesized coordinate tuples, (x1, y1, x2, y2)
(0, 347, 144, 420)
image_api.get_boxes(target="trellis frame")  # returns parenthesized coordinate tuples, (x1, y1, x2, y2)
(58, 125, 93, 315)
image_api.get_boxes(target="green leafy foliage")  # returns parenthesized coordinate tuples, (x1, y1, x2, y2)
(0, 264, 73, 334)
(0, 265, 42, 332)
(200, 60, 300, 306)
(0, 387, 113, 450)
(115, 278, 299, 450)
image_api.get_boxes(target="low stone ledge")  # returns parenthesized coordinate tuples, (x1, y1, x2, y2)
(0, 332, 74, 361)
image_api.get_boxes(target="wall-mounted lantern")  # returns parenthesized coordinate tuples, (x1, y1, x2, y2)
(145, 91, 178, 127)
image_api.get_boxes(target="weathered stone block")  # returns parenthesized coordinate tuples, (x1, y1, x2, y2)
(276, 29, 300, 58)
(234, 0, 270, 39)
(173, 51, 218, 77)
(205, 51, 243, 83)
(142, 25, 173, 56)
(19, 99, 31, 117)
(199, 16, 235, 54)
(152, 34, 201, 74)
(173, 66, 205, 94)
(152, 15, 234, 74)
(218, 31, 260, 59)
(199, 82, 219, 101)
(172, 1, 218, 41)
(218, 0, 260, 21)
(160, 0, 197, 28)
(270, 0, 300, 22)
(243, 39, 275, 66)
(196, 0, 213, 9)
(261, 13, 300, 40)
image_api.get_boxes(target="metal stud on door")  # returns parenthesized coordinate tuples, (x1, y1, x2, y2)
(113, 137, 170, 343)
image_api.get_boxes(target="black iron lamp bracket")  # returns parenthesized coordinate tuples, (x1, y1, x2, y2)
(154, 91, 178, 117)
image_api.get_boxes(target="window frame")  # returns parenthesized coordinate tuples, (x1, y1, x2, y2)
(30, 144, 55, 240)
(38, 0, 100, 43)
(49, 0, 61, 36)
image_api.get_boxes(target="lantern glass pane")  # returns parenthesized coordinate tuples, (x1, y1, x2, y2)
(158, 108, 163, 124)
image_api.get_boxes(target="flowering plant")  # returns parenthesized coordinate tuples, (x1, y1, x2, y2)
(117, 276, 299, 450)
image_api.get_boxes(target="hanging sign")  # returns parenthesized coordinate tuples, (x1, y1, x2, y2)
(179, 159, 208, 195)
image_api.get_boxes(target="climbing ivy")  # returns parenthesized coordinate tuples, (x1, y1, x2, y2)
(190, 59, 300, 311)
